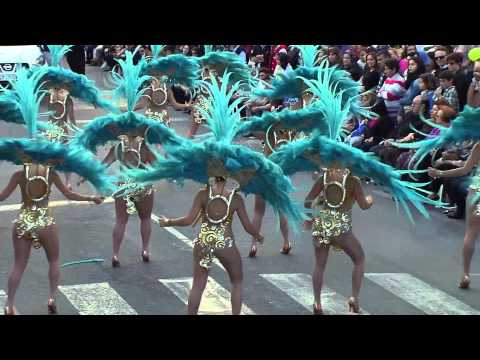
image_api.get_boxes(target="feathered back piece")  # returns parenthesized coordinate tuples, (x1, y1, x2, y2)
(198, 51, 250, 84)
(235, 104, 331, 137)
(270, 134, 444, 223)
(392, 106, 480, 165)
(111, 51, 151, 112)
(0, 67, 116, 195)
(292, 45, 320, 68)
(125, 72, 306, 230)
(47, 45, 73, 67)
(150, 45, 165, 59)
(0, 138, 116, 195)
(36, 66, 118, 113)
(141, 54, 200, 88)
(71, 112, 188, 154)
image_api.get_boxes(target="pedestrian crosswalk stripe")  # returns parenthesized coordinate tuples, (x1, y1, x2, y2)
(0, 198, 114, 213)
(159, 277, 255, 315)
(59, 282, 138, 315)
(0, 290, 6, 315)
(260, 273, 369, 315)
(365, 273, 480, 315)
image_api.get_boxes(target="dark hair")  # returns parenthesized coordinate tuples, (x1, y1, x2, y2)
(446, 52, 463, 65)
(215, 176, 226, 182)
(259, 67, 270, 75)
(278, 52, 290, 70)
(384, 59, 400, 73)
(327, 46, 342, 65)
(371, 98, 388, 118)
(419, 73, 437, 90)
(437, 105, 457, 123)
(405, 56, 426, 89)
(438, 70, 454, 81)
(435, 46, 449, 54)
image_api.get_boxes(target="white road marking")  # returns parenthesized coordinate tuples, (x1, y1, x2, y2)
(0, 290, 6, 315)
(365, 273, 480, 315)
(59, 282, 137, 315)
(151, 215, 225, 271)
(0, 198, 114, 213)
(159, 277, 255, 315)
(260, 273, 369, 315)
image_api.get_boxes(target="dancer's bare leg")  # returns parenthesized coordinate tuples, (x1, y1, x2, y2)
(113, 198, 129, 258)
(312, 244, 330, 310)
(215, 246, 244, 315)
(462, 193, 480, 279)
(337, 232, 365, 303)
(6, 226, 33, 310)
(40, 224, 60, 302)
(136, 192, 154, 255)
(250, 195, 266, 250)
(279, 213, 290, 250)
(188, 245, 209, 315)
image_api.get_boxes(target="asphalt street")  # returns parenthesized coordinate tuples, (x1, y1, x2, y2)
(0, 65, 479, 315)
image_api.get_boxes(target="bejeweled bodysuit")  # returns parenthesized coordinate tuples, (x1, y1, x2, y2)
(194, 185, 236, 269)
(114, 135, 153, 214)
(14, 164, 55, 249)
(312, 169, 352, 251)
(144, 79, 170, 126)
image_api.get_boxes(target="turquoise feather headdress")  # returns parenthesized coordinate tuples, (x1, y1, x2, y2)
(111, 51, 152, 112)
(291, 45, 320, 68)
(141, 54, 200, 88)
(47, 45, 73, 67)
(150, 45, 165, 59)
(0, 67, 116, 194)
(204, 45, 214, 55)
(125, 72, 306, 229)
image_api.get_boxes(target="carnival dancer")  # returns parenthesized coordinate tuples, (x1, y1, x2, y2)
(127, 72, 304, 315)
(269, 67, 445, 314)
(73, 51, 189, 267)
(0, 67, 115, 315)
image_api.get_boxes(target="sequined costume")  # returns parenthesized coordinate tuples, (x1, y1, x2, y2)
(312, 169, 352, 251)
(13, 164, 55, 249)
(113, 135, 153, 214)
(193, 185, 236, 269)
(144, 81, 170, 126)
(192, 90, 209, 125)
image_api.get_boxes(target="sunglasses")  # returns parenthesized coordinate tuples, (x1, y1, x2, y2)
(435, 55, 446, 60)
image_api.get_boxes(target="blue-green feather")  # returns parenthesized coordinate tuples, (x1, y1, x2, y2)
(47, 45, 73, 67)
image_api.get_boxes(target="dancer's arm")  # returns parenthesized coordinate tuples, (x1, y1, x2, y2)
(304, 178, 324, 228)
(429, 143, 480, 179)
(67, 97, 77, 127)
(158, 190, 205, 227)
(234, 194, 264, 242)
(53, 171, 103, 204)
(167, 88, 192, 111)
(353, 176, 374, 210)
(0, 171, 21, 201)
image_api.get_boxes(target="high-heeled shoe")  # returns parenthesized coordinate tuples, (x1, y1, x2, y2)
(459, 275, 471, 289)
(347, 297, 361, 314)
(248, 244, 257, 258)
(4, 305, 16, 315)
(47, 298, 57, 315)
(142, 251, 150, 263)
(313, 303, 323, 315)
(112, 256, 120, 268)
(281, 243, 292, 255)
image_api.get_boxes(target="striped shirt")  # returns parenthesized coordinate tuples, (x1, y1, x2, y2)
(377, 73, 407, 119)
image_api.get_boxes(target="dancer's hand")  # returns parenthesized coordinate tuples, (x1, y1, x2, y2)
(158, 215, 169, 227)
(366, 195, 374, 207)
(428, 167, 440, 178)
(256, 234, 264, 244)
(77, 177, 86, 186)
(93, 196, 104, 205)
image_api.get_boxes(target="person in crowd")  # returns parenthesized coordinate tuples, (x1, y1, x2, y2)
(447, 52, 470, 111)
(467, 60, 480, 108)
(418, 73, 438, 113)
(434, 70, 460, 112)
(399, 56, 426, 108)
(377, 59, 407, 120)
(361, 52, 381, 92)
(327, 46, 342, 67)
(273, 51, 293, 78)
(432, 46, 450, 77)
(342, 50, 362, 81)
